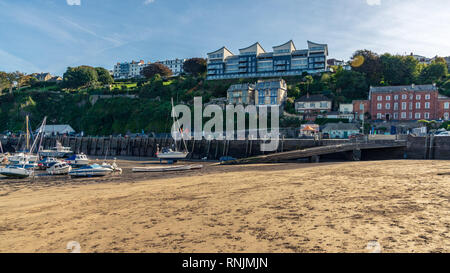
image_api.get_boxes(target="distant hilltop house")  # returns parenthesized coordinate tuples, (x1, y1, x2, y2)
(38, 124, 75, 136)
(327, 58, 351, 71)
(113, 60, 149, 80)
(294, 94, 332, 121)
(227, 79, 287, 107)
(206, 40, 329, 80)
(32, 73, 62, 83)
(155, 58, 186, 76)
(321, 122, 360, 139)
(409, 53, 432, 65)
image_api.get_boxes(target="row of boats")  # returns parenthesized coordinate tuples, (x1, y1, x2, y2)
(0, 151, 122, 179)
(1, 101, 192, 179)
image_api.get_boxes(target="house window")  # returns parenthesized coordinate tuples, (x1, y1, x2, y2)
(394, 103, 398, 110)
(424, 112, 430, 119)
(425, 94, 430, 100)
(401, 112, 406, 118)
(385, 103, 390, 109)
(444, 102, 450, 109)
(416, 95, 421, 100)
(409, 112, 413, 119)
(394, 95, 399, 100)
(415, 113, 421, 119)
(402, 102, 407, 110)
(402, 94, 407, 100)
(445, 112, 449, 120)
(394, 112, 398, 119)
(416, 102, 421, 109)
(377, 113, 382, 119)
(386, 96, 391, 101)
(359, 104, 364, 110)
(425, 102, 430, 109)
(377, 103, 382, 110)
(377, 96, 382, 101)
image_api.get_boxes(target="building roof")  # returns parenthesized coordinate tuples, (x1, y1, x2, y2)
(239, 42, 266, 55)
(227, 83, 255, 91)
(38, 125, 75, 134)
(322, 122, 359, 131)
(370, 84, 437, 93)
(295, 94, 331, 102)
(307, 41, 328, 55)
(207, 46, 234, 56)
(272, 40, 296, 52)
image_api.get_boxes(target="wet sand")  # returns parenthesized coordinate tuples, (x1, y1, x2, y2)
(0, 159, 449, 253)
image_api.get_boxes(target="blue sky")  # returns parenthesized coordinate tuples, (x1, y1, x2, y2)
(0, 0, 449, 75)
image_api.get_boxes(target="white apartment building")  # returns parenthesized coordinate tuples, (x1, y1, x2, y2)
(113, 60, 149, 80)
(156, 58, 186, 76)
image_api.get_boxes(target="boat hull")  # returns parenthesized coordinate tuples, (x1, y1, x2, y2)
(0, 167, 33, 178)
(132, 164, 202, 172)
(156, 151, 189, 160)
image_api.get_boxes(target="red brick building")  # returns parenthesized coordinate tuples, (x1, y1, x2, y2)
(367, 84, 450, 121)
(352, 100, 370, 121)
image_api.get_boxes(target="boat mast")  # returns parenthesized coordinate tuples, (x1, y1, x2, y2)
(171, 98, 188, 152)
(26, 115, 29, 151)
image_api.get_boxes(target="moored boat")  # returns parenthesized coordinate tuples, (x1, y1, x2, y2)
(69, 164, 113, 177)
(39, 141, 73, 158)
(47, 162, 72, 175)
(38, 157, 59, 170)
(65, 153, 89, 166)
(132, 164, 203, 172)
(0, 165, 33, 178)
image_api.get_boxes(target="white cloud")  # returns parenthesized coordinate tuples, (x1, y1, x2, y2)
(66, 0, 81, 6)
(143, 0, 155, 5)
(366, 0, 381, 6)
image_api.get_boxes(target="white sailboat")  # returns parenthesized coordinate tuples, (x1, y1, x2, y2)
(156, 98, 189, 161)
(39, 141, 73, 158)
(0, 116, 47, 179)
(8, 115, 39, 163)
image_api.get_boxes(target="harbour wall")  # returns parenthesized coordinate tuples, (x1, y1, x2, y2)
(1, 135, 449, 160)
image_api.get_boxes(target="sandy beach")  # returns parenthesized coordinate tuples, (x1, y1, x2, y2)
(0, 159, 449, 253)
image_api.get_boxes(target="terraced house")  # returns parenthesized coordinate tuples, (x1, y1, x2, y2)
(206, 40, 328, 80)
(254, 79, 287, 106)
(368, 84, 450, 121)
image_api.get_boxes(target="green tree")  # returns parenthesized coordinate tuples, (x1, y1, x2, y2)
(380, 54, 419, 85)
(95, 67, 114, 85)
(141, 63, 172, 79)
(350, 49, 383, 86)
(419, 61, 448, 84)
(63, 66, 99, 89)
(183, 58, 207, 76)
(334, 70, 368, 101)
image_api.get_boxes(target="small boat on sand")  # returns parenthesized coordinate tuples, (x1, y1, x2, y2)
(69, 164, 113, 177)
(38, 157, 59, 170)
(101, 159, 122, 174)
(0, 165, 34, 178)
(132, 164, 203, 172)
(47, 162, 72, 175)
(65, 153, 89, 166)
